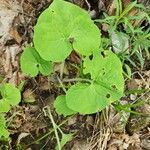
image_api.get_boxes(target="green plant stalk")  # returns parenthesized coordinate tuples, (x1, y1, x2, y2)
(26, 117, 70, 147)
(47, 107, 61, 150)
(62, 78, 92, 83)
(114, 105, 147, 116)
(57, 75, 67, 93)
(114, 1, 137, 29)
(115, 0, 122, 17)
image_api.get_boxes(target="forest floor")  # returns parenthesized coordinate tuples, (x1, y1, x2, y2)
(0, 0, 150, 149)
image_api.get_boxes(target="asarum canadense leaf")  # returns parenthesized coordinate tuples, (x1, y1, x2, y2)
(66, 83, 109, 114)
(83, 51, 124, 93)
(54, 95, 76, 116)
(64, 51, 124, 114)
(0, 83, 21, 113)
(34, 0, 101, 62)
(20, 46, 53, 77)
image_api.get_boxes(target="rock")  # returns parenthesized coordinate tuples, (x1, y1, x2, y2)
(126, 103, 150, 134)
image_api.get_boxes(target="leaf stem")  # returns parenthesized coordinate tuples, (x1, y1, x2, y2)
(62, 78, 92, 83)
(46, 107, 61, 150)
(57, 75, 67, 93)
(26, 115, 72, 147)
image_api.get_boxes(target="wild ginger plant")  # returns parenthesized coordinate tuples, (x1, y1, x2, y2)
(20, 0, 124, 116)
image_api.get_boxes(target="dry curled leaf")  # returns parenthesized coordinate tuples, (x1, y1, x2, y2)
(9, 26, 22, 44)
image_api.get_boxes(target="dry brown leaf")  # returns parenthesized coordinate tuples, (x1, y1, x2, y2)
(108, 133, 142, 150)
(102, 23, 109, 32)
(0, 0, 20, 38)
(69, 50, 81, 64)
(17, 132, 30, 145)
(127, 79, 143, 89)
(141, 132, 150, 150)
(54, 63, 69, 75)
(9, 26, 22, 44)
(107, 0, 116, 15)
(23, 89, 36, 103)
(107, 0, 131, 15)
(2, 45, 22, 85)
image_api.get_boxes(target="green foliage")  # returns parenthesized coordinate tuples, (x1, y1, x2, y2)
(95, 0, 150, 69)
(54, 95, 76, 116)
(43, 107, 73, 150)
(33, 0, 101, 62)
(20, 46, 53, 77)
(0, 84, 21, 113)
(83, 51, 124, 86)
(55, 51, 124, 114)
(0, 83, 21, 139)
(55, 133, 73, 150)
(20, 0, 124, 116)
(66, 83, 109, 114)
(0, 114, 9, 139)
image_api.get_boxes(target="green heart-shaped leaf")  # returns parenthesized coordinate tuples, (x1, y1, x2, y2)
(54, 95, 76, 116)
(66, 83, 109, 114)
(65, 51, 124, 114)
(83, 51, 124, 94)
(0, 83, 21, 113)
(34, 0, 101, 62)
(20, 46, 53, 77)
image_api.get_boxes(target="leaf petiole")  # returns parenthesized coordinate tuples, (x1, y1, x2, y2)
(62, 78, 92, 84)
